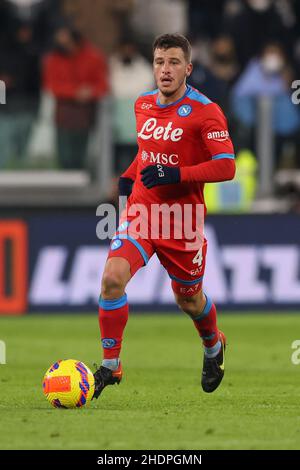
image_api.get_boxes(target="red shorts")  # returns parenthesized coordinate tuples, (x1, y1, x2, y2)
(107, 215, 207, 297)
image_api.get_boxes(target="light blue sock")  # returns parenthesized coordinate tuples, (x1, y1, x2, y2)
(102, 358, 120, 371)
(204, 340, 221, 358)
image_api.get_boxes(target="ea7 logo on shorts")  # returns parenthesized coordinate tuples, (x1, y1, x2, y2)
(102, 338, 117, 349)
(207, 130, 229, 142)
(190, 267, 202, 276)
(138, 118, 183, 142)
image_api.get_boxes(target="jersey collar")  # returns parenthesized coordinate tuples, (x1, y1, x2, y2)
(156, 85, 190, 108)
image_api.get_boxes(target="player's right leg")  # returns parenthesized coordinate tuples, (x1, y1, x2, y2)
(93, 256, 132, 399)
(93, 231, 154, 399)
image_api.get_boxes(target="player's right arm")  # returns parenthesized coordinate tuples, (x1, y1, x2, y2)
(118, 96, 143, 196)
(118, 157, 138, 197)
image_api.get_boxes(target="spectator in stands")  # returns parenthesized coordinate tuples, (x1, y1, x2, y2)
(224, 0, 294, 69)
(187, 0, 226, 39)
(0, 19, 40, 168)
(188, 37, 228, 106)
(189, 36, 238, 111)
(110, 39, 153, 174)
(43, 22, 108, 169)
(210, 36, 239, 85)
(0, 0, 62, 53)
(0, 1, 14, 47)
(231, 42, 300, 166)
(63, 0, 135, 55)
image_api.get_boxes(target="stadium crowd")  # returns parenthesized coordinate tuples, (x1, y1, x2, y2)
(0, 0, 300, 207)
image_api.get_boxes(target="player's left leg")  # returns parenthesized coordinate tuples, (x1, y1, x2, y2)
(173, 288, 226, 393)
(156, 238, 226, 392)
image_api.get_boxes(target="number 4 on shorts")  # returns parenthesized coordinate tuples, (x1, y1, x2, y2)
(192, 248, 203, 267)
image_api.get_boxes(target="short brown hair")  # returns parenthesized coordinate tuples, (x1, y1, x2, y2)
(152, 33, 192, 63)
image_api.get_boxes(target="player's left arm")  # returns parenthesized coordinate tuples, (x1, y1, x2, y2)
(180, 103, 235, 183)
(141, 103, 235, 188)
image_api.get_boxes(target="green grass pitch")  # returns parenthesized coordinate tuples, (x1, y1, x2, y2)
(0, 312, 300, 450)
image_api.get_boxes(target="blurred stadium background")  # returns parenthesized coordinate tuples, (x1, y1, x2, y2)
(0, 0, 300, 451)
(0, 0, 300, 314)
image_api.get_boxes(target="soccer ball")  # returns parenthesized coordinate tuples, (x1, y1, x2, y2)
(42, 359, 95, 408)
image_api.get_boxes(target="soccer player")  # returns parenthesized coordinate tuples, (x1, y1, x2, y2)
(93, 34, 235, 398)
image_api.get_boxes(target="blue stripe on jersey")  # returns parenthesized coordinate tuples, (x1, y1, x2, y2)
(140, 89, 158, 96)
(187, 87, 212, 105)
(212, 153, 235, 160)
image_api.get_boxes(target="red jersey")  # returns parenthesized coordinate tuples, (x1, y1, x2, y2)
(122, 85, 235, 213)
